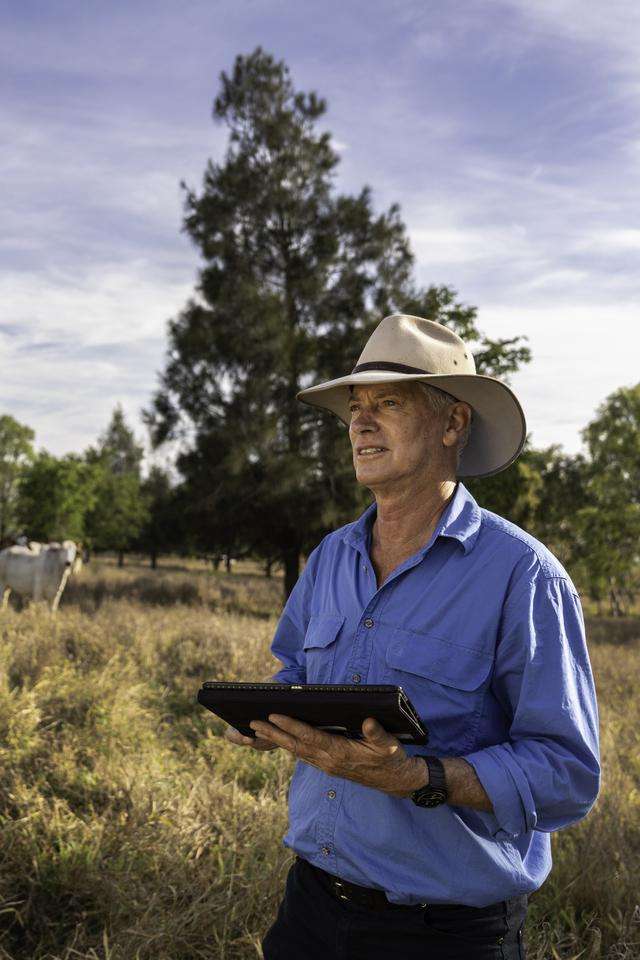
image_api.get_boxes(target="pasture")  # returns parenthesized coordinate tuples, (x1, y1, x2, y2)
(0, 557, 637, 959)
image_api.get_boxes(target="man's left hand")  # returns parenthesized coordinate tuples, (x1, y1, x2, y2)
(249, 715, 426, 797)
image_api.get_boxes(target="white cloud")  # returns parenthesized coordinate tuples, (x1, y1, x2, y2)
(479, 299, 640, 453)
(576, 229, 640, 252)
(496, 0, 640, 61)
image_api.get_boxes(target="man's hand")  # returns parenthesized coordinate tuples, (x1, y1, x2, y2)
(249, 714, 426, 796)
(224, 725, 281, 751)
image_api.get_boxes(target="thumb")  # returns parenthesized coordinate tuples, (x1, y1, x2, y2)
(362, 716, 397, 748)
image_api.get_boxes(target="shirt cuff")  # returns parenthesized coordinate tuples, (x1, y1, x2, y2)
(463, 744, 538, 840)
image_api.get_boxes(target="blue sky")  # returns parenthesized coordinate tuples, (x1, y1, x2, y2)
(2, 0, 639, 465)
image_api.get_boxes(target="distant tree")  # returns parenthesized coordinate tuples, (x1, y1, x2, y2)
(85, 472, 149, 565)
(85, 408, 147, 565)
(466, 443, 544, 532)
(575, 385, 640, 614)
(18, 453, 99, 542)
(523, 446, 591, 566)
(137, 466, 182, 568)
(145, 48, 531, 601)
(0, 415, 35, 544)
(88, 404, 144, 477)
(572, 500, 640, 616)
(581, 384, 640, 497)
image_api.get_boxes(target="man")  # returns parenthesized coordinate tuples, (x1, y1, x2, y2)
(225, 314, 600, 959)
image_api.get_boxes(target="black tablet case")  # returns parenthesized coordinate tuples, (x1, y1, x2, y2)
(197, 681, 429, 745)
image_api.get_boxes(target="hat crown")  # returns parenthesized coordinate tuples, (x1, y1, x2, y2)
(357, 314, 476, 376)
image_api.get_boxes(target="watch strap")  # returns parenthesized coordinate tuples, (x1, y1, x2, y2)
(410, 755, 448, 807)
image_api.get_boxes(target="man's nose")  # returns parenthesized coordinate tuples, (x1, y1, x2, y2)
(350, 407, 378, 431)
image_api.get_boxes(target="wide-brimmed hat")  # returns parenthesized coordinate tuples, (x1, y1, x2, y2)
(296, 313, 526, 478)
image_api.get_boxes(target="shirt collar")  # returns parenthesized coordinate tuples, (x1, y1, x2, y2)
(342, 481, 482, 556)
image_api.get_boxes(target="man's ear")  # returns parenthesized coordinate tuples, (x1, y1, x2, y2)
(442, 402, 471, 448)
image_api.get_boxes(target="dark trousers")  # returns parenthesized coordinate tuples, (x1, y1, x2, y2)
(262, 857, 527, 959)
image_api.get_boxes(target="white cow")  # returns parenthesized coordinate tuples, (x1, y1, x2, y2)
(0, 541, 78, 612)
(25, 540, 82, 572)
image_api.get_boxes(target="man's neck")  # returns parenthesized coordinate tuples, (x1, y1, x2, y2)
(371, 478, 457, 553)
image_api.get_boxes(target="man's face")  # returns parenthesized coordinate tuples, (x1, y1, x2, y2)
(348, 381, 448, 492)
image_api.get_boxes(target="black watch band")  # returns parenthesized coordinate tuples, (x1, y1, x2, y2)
(410, 755, 448, 808)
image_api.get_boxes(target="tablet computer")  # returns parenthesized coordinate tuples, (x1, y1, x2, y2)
(197, 681, 429, 745)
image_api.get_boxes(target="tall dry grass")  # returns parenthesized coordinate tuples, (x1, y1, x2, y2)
(0, 558, 637, 959)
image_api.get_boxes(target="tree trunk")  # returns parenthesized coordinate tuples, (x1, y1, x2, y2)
(265, 558, 273, 578)
(283, 546, 300, 602)
(609, 580, 622, 617)
(118, 550, 124, 568)
(150, 549, 157, 570)
(225, 554, 232, 573)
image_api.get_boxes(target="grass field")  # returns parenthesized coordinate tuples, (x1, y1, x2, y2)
(0, 556, 638, 959)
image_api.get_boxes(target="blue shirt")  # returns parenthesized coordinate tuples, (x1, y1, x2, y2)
(270, 481, 600, 907)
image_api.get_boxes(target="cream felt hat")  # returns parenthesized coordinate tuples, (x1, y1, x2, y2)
(296, 314, 526, 478)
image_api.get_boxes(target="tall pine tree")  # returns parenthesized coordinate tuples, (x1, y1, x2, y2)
(85, 407, 147, 566)
(146, 49, 530, 600)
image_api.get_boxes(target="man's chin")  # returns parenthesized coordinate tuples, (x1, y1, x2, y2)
(354, 466, 393, 487)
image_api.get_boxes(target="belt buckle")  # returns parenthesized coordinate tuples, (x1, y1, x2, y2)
(333, 879, 350, 903)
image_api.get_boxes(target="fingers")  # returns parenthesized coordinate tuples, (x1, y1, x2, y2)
(223, 725, 280, 751)
(224, 725, 252, 746)
(265, 714, 330, 746)
(251, 714, 333, 755)
(250, 718, 299, 752)
(361, 717, 401, 754)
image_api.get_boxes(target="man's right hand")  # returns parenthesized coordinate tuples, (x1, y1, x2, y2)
(224, 724, 280, 751)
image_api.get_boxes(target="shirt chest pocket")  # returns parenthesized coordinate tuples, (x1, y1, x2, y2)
(384, 631, 494, 754)
(303, 614, 346, 684)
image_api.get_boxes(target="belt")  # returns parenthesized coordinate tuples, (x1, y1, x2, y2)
(297, 857, 427, 912)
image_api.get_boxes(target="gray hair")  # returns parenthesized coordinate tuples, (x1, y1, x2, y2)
(416, 383, 473, 470)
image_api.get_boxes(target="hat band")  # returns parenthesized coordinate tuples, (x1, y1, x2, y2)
(351, 361, 432, 375)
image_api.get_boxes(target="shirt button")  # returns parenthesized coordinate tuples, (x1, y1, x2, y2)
(351, 673, 361, 683)
(321, 845, 331, 856)
(364, 618, 374, 628)
(327, 790, 336, 799)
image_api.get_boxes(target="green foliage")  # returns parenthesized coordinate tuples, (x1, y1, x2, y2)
(145, 48, 530, 598)
(17, 452, 99, 542)
(84, 408, 148, 555)
(466, 443, 544, 530)
(572, 385, 640, 614)
(582, 384, 640, 492)
(88, 404, 144, 477)
(0, 414, 35, 543)
(136, 466, 183, 564)
(85, 472, 149, 555)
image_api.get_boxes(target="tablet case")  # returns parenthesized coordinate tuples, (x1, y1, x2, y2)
(197, 681, 429, 745)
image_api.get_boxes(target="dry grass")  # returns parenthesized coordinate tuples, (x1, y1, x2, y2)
(0, 559, 637, 959)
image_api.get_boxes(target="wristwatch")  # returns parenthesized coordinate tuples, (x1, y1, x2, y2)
(410, 755, 448, 808)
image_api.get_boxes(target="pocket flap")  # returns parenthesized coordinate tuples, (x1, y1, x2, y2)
(303, 614, 346, 650)
(386, 631, 493, 691)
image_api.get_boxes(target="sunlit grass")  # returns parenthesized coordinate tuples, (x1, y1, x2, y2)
(0, 558, 637, 958)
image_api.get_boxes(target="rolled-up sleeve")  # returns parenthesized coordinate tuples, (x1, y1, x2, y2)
(269, 539, 324, 684)
(464, 562, 601, 841)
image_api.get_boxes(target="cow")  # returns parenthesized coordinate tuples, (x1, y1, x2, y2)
(0, 541, 78, 612)
(20, 540, 81, 571)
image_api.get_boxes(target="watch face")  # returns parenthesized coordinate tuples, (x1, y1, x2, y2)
(412, 788, 447, 808)
(424, 790, 447, 807)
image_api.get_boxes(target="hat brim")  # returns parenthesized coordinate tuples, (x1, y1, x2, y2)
(296, 372, 526, 479)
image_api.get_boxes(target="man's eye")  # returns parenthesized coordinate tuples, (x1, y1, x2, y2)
(384, 399, 397, 406)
